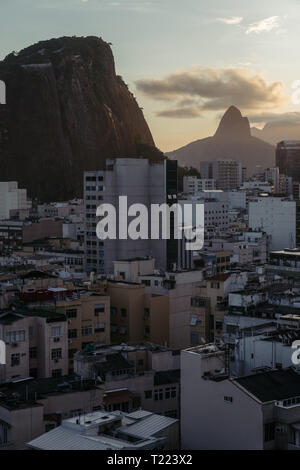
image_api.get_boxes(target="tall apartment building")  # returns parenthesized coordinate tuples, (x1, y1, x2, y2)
(84, 158, 178, 275)
(140, 269, 204, 349)
(200, 159, 243, 191)
(276, 141, 300, 183)
(0, 182, 31, 220)
(107, 280, 169, 346)
(190, 272, 247, 344)
(0, 309, 69, 383)
(183, 176, 216, 194)
(18, 288, 111, 373)
(248, 195, 296, 251)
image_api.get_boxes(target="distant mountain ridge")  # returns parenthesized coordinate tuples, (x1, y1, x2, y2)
(251, 120, 300, 145)
(166, 106, 275, 175)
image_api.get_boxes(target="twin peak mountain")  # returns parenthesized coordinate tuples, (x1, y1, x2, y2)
(167, 105, 275, 175)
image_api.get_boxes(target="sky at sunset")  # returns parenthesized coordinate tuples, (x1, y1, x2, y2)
(1, 0, 300, 151)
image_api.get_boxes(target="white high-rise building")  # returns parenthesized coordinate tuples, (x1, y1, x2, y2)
(84, 158, 178, 275)
(0, 182, 30, 220)
(248, 195, 296, 250)
(200, 159, 243, 191)
(183, 176, 216, 195)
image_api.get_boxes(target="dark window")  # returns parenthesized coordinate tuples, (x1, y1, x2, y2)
(29, 347, 37, 359)
(111, 307, 117, 316)
(29, 368, 38, 378)
(144, 308, 150, 319)
(121, 308, 127, 319)
(264, 423, 275, 442)
(68, 329, 77, 339)
(11, 354, 20, 367)
(52, 369, 62, 378)
(67, 309, 77, 319)
(165, 410, 177, 418)
(51, 349, 62, 360)
(94, 304, 105, 315)
(154, 389, 163, 401)
(144, 390, 152, 399)
(68, 349, 77, 359)
(191, 332, 199, 345)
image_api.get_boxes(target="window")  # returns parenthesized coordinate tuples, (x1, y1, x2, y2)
(111, 307, 117, 316)
(190, 315, 198, 326)
(67, 309, 77, 319)
(210, 281, 220, 289)
(94, 323, 105, 333)
(0, 423, 8, 444)
(154, 389, 164, 401)
(68, 349, 77, 359)
(264, 423, 275, 442)
(191, 332, 199, 345)
(166, 387, 177, 399)
(68, 329, 77, 339)
(224, 396, 233, 403)
(29, 347, 37, 359)
(29, 327, 34, 338)
(144, 308, 150, 319)
(94, 304, 105, 315)
(52, 369, 62, 378)
(51, 327, 61, 338)
(11, 353, 20, 367)
(165, 410, 177, 419)
(29, 368, 38, 378)
(6, 330, 25, 343)
(143, 280, 151, 287)
(81, 326, 93, 337)
(51, 348, 62, 360)
(144, 390, 152, 399)
(121, 308, 127, 319)
(145, 326, 150, 338)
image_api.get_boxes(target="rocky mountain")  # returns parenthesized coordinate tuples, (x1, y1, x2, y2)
(251, 120, 300, 145)
(0, 36, 156, 201)
(167, 106, 275, 175)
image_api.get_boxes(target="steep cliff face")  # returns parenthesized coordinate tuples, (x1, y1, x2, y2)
(0, 36, 155, 201)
